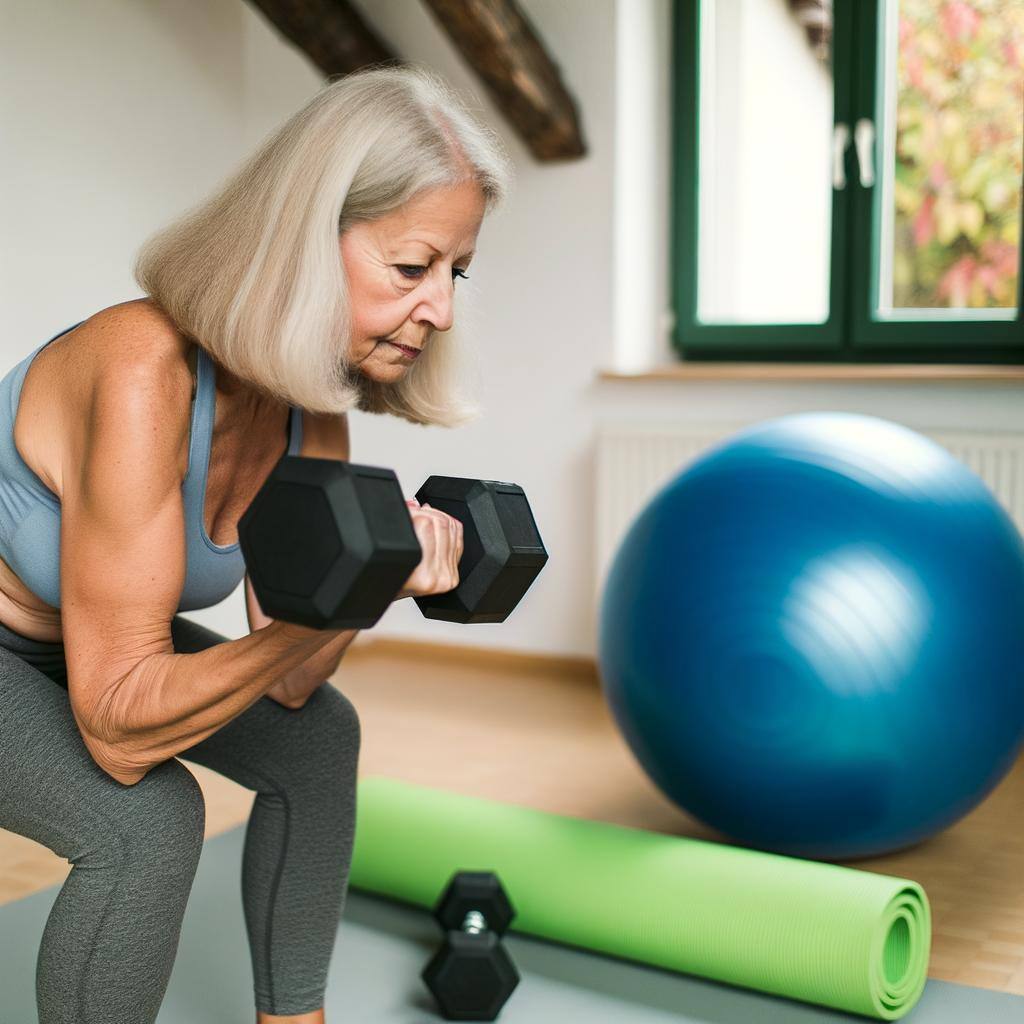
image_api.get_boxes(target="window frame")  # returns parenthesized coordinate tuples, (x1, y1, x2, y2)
(671, 0, 1024, 364)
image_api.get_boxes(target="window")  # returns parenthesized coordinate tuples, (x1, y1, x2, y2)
(672, 0, 1024, 363)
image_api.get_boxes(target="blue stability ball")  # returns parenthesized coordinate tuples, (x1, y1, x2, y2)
(598, 412, 1024, 860)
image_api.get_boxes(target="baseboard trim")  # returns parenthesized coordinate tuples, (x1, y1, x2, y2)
(345, 635, 598, 683)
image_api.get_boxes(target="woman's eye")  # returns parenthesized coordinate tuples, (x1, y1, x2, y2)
(396, 265, 470, 283)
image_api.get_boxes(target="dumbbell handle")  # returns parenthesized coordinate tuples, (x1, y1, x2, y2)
(460, 910, 488, 935)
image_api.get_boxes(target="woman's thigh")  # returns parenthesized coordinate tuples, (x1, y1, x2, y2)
(0, 615, 358, 848)
(0, 643, 204, 865)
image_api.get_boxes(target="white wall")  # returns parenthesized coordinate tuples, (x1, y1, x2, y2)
(1, 0, 248, 337)
(4, 0, 1023, 659)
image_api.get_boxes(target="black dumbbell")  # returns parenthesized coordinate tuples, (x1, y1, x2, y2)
(238, 458, 422, 630)
(413, 476, 548, 624)
(422, 871, 520, 1021)
(238, 457, 548, 631)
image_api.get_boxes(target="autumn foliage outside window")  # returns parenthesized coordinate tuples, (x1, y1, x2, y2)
(893, 0, 1024, 310)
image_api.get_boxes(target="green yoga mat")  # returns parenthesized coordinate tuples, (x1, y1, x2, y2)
(349, 776, 931, 1021)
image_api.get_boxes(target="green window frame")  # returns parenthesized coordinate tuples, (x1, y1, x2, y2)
(671, 0, 1024, 364)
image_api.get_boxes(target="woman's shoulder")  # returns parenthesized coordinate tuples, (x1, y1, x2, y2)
(17, 300, 196, 495)
(74, 299, 193, 380)
(49, 299, 195, 412)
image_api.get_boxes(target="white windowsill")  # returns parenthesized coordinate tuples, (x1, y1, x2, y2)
(599, 362, 1024, 383)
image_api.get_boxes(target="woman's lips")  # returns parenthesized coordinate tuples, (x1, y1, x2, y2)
(384, 340, 421, 359)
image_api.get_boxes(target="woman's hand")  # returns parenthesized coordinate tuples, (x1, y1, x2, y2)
(395, 498, 464, 600)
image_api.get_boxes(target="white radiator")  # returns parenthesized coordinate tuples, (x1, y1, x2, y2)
(595, 421, 1024, 593)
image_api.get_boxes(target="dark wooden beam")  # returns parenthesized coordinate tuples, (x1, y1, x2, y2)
(246, 0, 398, 78)
(421, 0, 586, 162)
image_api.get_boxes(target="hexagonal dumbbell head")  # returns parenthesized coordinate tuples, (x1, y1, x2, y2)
(422, 932, 520, 1021)
(413, 477, 548, 623)
(434, 871, 516, 935)
(239, 456, 422, 630)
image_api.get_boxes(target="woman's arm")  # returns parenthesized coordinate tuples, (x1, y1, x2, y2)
(246, 574, 358, 709)
(248, 410, 465, 709)
(59, 314, 349, 786)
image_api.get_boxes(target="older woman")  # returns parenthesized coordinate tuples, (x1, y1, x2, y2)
(0, 64, 511, 1024)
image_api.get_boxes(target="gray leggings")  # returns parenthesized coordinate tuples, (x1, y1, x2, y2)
(0, 616, 361, 1022)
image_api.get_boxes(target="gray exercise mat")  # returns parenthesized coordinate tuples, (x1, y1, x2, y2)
(0, 825, 1021, 1023)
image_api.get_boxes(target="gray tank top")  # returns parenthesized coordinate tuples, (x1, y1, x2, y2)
(0, 322, 302, 611)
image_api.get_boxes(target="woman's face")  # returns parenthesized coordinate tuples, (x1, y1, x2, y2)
(340, 180, 486, 383)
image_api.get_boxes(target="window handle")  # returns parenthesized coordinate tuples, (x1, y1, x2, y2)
(832, 122, 850, 190)
(855, 117, 876, 188)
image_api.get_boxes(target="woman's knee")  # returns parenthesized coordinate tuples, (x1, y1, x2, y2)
(320, 685, 361, 760)
(93, 759, 206, 872)
(301, 684, 360, 749)
(0, 720, 205, 875)
(30, 757, 205, 884)
(279, 684, 361, 786)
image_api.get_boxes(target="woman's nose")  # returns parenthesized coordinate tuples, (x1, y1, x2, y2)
(413, 273, 455, 333)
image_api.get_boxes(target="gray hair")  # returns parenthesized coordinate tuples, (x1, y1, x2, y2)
(133, 63, 513, 425)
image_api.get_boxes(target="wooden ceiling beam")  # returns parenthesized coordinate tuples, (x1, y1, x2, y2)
(421, 0, 586, 162)
(246, 0, 397, 78)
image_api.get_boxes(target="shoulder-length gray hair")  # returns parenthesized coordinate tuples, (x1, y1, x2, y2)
(134, 63, 513, 425)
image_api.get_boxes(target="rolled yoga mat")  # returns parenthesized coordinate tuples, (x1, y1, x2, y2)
(349, 776, 931, 1021)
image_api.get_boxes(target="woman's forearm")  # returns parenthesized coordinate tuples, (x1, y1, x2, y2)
(85, 621, 345, 784)
(268, 628, 360, 707)
(244, 572, 358, 708)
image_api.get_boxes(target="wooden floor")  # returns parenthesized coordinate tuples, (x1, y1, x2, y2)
(2, 638, 1022, 995)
